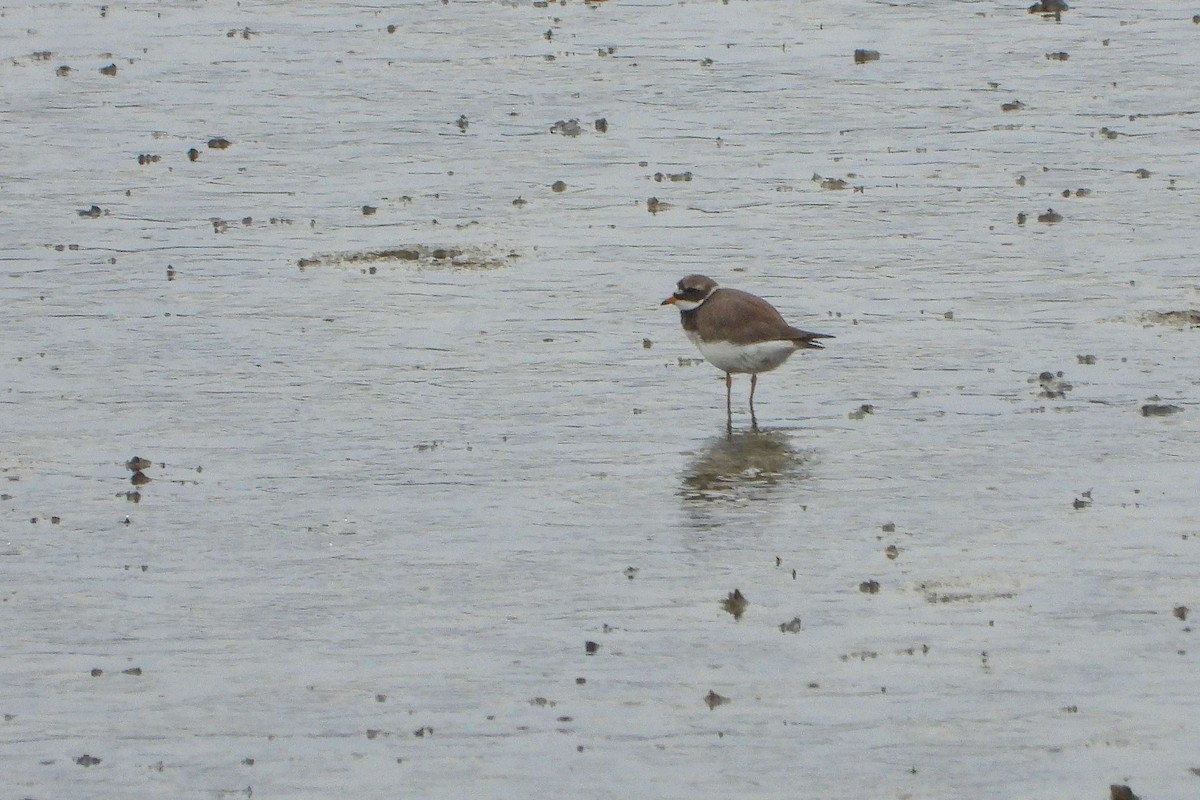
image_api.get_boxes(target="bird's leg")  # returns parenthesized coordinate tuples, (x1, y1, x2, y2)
(749, 373, 759, 430)
(725, 372, 733, 433)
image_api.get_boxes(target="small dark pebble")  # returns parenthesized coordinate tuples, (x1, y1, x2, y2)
(90, 668, 103, 677)
(704, 690, 729, 709)
(387, 24, 397, 33)
(75, 754, 102, 767)
(779, 617, 803, 633)
(362, 205, 376, 215)
(1037, 208, 1063, 223)
(881, 522, 896, 532)
(594, 117, 608, 133)
(721, 589, 748, 619)
(56, 65, 72, 76)
(77, 205, 103, 218)
(99, 63, 118, 76)
(853, 49, 880, 64)
(859, 580, 881, 594)
(585, 640, 599, 654)
(1110, 786, 1138, 800)
(126, 456, 152, 472)
(131, 471, 151, 486)
(1174, 605, 1189, 621)
(208, 137, 232, 149)
(1029, 0, 1068, 13)
(122, 667, 142, 676)
(242, 757, 255, 765)
(187, 148, 200, 162)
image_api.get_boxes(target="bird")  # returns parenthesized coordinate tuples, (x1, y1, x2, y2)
(661, 274, 832, 429)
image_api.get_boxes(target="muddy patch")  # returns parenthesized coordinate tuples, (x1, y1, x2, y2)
(1133, 310, 1200, 329)
(298, 245, 517, 271)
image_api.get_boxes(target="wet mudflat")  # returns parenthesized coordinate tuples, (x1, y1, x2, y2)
(2, 1, 1198, 798)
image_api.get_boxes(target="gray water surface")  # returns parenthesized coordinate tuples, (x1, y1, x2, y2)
(3, 1, 1199, 797)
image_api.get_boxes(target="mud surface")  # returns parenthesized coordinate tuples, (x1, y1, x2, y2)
(2, 1, 1198, 798)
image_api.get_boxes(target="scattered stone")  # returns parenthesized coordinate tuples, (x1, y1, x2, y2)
(1045, 51, 1069, 60)
(703, 690, 730, 709)
(594, 118, 608, 133)
(1072, 490, 1093, 510)
(1134, 168, 1151, 179)
(641, 338, 652, 349)
(859, 580, 881, 594)
(90, 668, 103, 677)
(1109, 785, 1138, 800)
(121, 667, 142, 676)
(361, 205, 376, 215)
(130, 471, 151, 486)
(512, 197, 527, 207)
(779, 617, 803, 633)
(1017, 212, 1027, 225)
(56, 65, 72, 76)
(187, 148, 200, 162)
(881, 522, 896, 532)
(456, 114, 468, 132)
(75, 754, 102, 767)
(654, 171, 693, 183)
(1001, 100, 1025, 112)
(99, 63, 118, 76)
(646, 197, 670, 214)
(1099, 127, 1119, 139)
(623, 566, 639, 579)
(853, 49, 880, 64)
(1037, 208, 1063, 223)
(137, 154, 161, 165)
(413, 726, 433, 737)
(1029, 0, 1068, 15)
(551, 180, 567, 192)
(387, 24, 397, 34)
(207, 137, 232, 150)
(848, 404, 874, 420)
(818, 176, 849, 190)
(1141, 403, 1181, 417)
(885, 545, 899, 560)
(721, 589, 748, 620)
(1077, 354, 1096, 365)
(77, 205, 104, 218)
(1174, 605, 1189, 621)
(550, 119, 582, 137)
(584, 640, 599, 654)
(126, 456, 152, 472)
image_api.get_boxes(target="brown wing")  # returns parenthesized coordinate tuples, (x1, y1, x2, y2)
(696, 288, 833, 347)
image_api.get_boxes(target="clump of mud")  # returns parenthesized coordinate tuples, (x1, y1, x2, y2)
(298, 245, 517, 271)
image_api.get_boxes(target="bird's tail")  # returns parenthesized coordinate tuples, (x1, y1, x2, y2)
(790, 330, 834, 349)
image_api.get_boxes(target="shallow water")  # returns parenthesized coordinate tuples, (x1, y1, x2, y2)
(2, 1, 1199, 797)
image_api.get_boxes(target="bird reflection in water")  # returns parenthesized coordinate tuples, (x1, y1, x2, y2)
(680, 428, 809, 502)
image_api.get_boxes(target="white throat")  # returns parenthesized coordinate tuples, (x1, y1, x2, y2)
(674, 286, 718, 312)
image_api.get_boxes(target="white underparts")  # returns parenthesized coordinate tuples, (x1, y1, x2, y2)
(687, 333, 799, 374)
